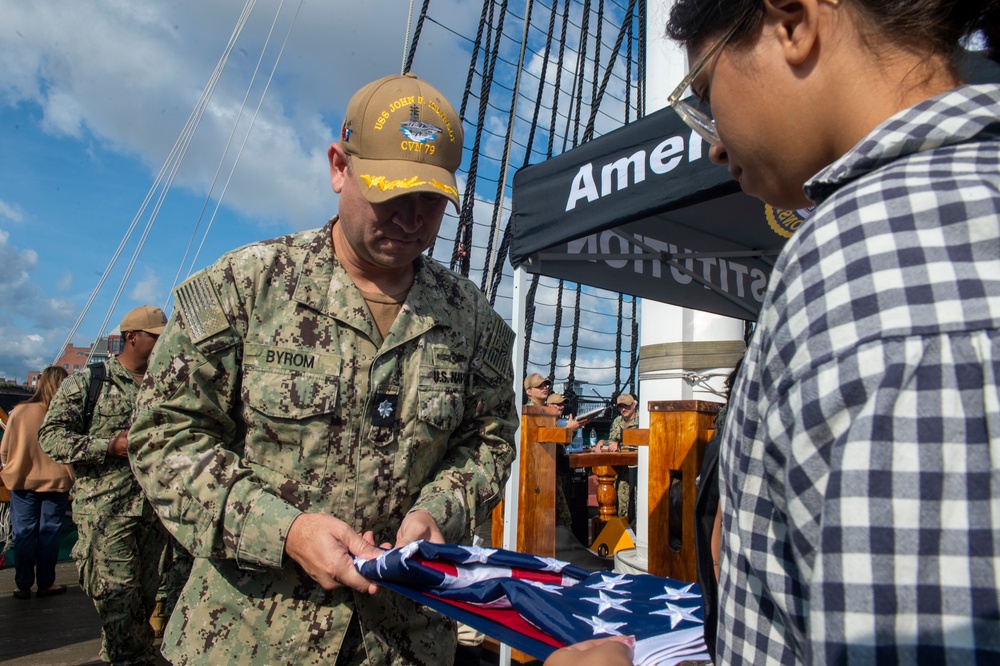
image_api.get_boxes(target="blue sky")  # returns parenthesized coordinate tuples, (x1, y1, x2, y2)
(0, 0, 643, 386)
(0, 0, 478, 381)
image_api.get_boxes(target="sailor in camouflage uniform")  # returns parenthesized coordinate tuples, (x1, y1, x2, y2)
(39, 305, 170, 666)
(127, 74, 518, 666)
(599, 394, 639, 520)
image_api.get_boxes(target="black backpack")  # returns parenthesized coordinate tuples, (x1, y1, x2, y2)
(82, 362, 107, 432)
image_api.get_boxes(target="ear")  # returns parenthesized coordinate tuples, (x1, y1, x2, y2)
(328, 143, 349, 194)
(763, 0, 822, 66)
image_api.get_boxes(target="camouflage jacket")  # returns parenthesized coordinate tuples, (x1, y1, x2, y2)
(608, 412, 639, 444)
(128, 219, 517, 665)
(38, 356, 148, 516)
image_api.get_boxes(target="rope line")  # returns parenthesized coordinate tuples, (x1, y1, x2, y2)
(57, 0, 260, 365)
(482, 0, 536, 299)
(404, 0, 433, 74)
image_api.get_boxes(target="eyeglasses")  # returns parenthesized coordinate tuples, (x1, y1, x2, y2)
(667, 19, 745, 146)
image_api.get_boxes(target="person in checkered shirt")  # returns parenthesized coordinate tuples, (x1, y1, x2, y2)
(545, 1, 998, 664)
(656, 0, 1000, 664)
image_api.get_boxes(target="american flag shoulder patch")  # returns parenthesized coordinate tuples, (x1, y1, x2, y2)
(481, 318, 515, 377)
(175, 271, 230, 344)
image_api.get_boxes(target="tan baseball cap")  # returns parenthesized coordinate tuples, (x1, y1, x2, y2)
(616, 393, 636, 406)
(120, 306, 168, 335)
(340, 73, 463, 211)
(523, 373, 550, 390)
(546, 393, 566, 405)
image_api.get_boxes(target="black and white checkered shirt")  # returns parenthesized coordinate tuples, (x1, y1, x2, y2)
(718, 84, 1000, 664)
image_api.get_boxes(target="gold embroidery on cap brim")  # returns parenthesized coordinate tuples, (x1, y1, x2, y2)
(360, 174, 458, 197)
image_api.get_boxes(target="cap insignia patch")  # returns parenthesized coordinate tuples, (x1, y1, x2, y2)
(400, 104, 442, 144)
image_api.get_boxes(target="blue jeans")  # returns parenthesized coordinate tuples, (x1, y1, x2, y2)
(9, 489, 69, 592)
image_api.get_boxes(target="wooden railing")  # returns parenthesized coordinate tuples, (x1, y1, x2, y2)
(646, 400, 720, 581)
(495, 400, 720, 583)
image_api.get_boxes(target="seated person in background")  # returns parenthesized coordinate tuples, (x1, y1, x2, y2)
(597, 393, 639, 521)
(546, 393, 586, 434)
(597, 394, 639, 453)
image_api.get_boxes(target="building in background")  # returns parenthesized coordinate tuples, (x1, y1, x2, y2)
(24, 333, 120, 388)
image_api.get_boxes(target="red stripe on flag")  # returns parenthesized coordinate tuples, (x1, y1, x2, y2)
(429, 593, 565, 649)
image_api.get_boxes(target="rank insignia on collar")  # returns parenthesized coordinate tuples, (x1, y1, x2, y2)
(372, 393, 398, 427)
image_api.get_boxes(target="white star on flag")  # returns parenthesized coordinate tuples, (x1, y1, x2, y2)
(535, 556, 567, 572)
(651, 602, 703, 629)
(582, 590, 632, 614)
(526, 581, 564, 593)
(590, 573, 629, 591)
(460, 546, 499, 564)
(651, 582, 700, 602)
(573, 614, 626, 636)
(377, 400, 394, 419)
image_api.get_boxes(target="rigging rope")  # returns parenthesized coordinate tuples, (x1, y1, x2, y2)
(449, 0, 494, 270)
(638, 0, 647, 118)
(172, 0, 300, 296)
(630, 295, 639, 393)
(546, 0, 572, 159)
(406, 0, 646, 399)
(402, 0, 418, 74)
(568, 0, 592, 150)
(403, 0, 433, 74)
(547, 279, 566, 381)
(183, 0, 302, 282)
(481, 0, 536, 300)
(459, 0, 509, 277)
(521, 274, 540, 378)
(57, 0, 260, 366)
(566, 283, 582, 389)
(581, 0, 638, 142)
(614, 293, 624, 389)
(486, 0, 562, 303)
(626, 10, 634, 124)
(591, 0, 605, 112)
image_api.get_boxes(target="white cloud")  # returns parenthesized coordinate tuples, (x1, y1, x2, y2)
(0, 0, 644, 384)
(0, 232, 79, 379)
(0, 199, 25, 223)
(0, 0, 477, 231)
(128, 267, 162, 305)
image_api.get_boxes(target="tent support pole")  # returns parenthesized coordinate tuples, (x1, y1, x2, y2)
(499, 266, 528, 666)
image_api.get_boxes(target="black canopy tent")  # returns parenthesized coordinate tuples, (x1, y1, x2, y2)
(508, 103, 802, 321)
(508, 53, 1000, 321)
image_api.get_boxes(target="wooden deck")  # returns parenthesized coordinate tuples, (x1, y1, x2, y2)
(0, 561, 169, 665)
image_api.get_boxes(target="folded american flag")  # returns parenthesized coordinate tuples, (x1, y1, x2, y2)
(354, 541, 709, 665)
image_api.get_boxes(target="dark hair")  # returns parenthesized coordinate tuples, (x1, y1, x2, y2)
(666, 0, 1000, 64)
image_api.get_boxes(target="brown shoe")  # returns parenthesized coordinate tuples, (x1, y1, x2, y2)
(12, 589, 31, 600)
(149, 599, 167, 639)
(36, 585, 67, 598)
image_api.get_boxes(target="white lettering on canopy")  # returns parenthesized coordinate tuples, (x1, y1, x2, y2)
(565, 129, 704, 211)
(565, 231, 768, 304)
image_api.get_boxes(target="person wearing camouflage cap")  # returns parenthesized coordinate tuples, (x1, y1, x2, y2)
(127, 73, 518, 666)
(39, 305, 170, 665)
(597, 393, 640, 521)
